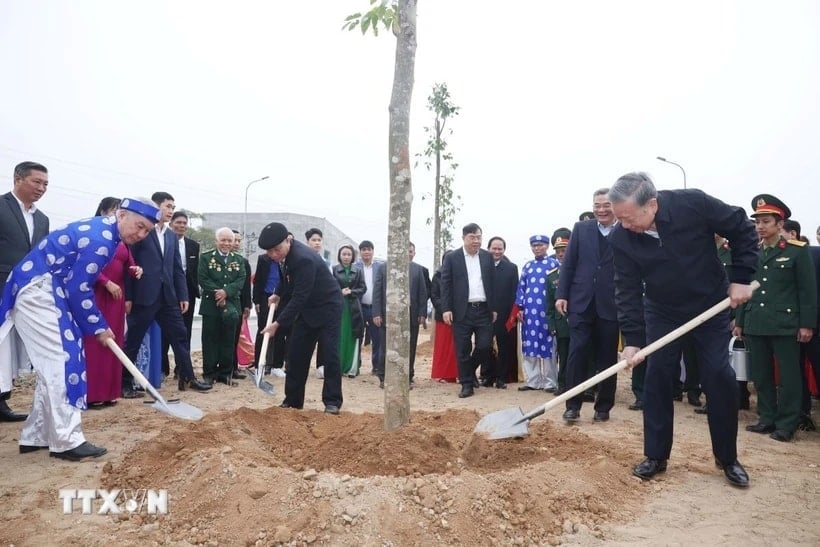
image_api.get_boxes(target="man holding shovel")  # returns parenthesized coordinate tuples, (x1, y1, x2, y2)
(0, 199, 161, 460)
(608, 172, 758, 488)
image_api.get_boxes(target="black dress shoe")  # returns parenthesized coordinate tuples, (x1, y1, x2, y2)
(745, 422, 775, 434)
(769, 429, 794, 442)
(517, 385, 536, 391)
(495, 381, 507, 389)
(673, 393, 683, 402)
(279, 401, 303, 409)
(324, 405, 340, 415)
(179, 378, 213, 391)
(797, 414, 816, 432)
(19, 444, 48, 453)
(687, 393, 702, 407)
(694, 404, 708, 415)
(544, 386, 557, 393)
(232, 370, 248, 380)
(50, 442, 107, 461)
(633, 458, 667, 480)
(121, 386, 144, 399)
(593, 411, 610, 422)
(458, 385, 474, 399)
(715, 459, 749, 487)
(0, 399, 28, 422)
(562, 409, 580, 422)
(479, 378, 494, 388)
(628, 399, 643, 411)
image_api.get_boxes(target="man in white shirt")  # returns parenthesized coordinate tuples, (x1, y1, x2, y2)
(356, 240, 384, 380)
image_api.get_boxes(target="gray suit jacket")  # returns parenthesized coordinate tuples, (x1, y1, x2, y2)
(0, 191, 49, 288)
(372, 260, 429, 321)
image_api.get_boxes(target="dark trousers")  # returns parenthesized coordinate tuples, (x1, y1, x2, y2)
(124, 299, 195, 385)
(202, 314, 239, 380)
(161, 298, 195, 376)
(644, 309, 737, 464)
(362, 304, 382, 374)
(484, 318, 516, 383)
(680, 333, 701, 397)
(409, 320, 420, 381)
(565, 310, 618, 412)
(254, 297, 288, 369)
(452, 304, 493, 386)
(282, 317, 343, 408)
(555, 336, 570, 389)
(375, 318, 420, 381)
(746, 334, 802, 433)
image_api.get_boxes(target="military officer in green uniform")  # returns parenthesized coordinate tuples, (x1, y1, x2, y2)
(734, 195, 817, 442)
(198, 227, 248, 385)
(547, 228, 572, 394)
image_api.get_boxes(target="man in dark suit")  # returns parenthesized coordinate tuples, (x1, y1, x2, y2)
(123, 192, 211, 396)
(486, 236, 519, 388)
(230, 230, 251, 379)
(259, 223, 343, 414)
(555, 188, 620, 423)
(252, 253, 285, 373)
(161, 210, 200, 379)
(372, 242, 429, 388)
(608, 172, 757, 488)
(0, 161, 50, 421)
(441, 223, 496, 398)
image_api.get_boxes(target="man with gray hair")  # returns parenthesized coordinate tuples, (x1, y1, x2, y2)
(607, 172, 757, 488)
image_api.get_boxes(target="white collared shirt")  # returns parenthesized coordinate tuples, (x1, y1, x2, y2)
(361, 262, 374, 305)
(463, 248, 486, 302)
(598, 221, 616, 237)
(177, 236, 187, 271)
(11, 191, 36, 243)
(155, 224, 168, 255)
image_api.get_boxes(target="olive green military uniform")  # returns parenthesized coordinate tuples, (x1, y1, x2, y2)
(198, 249, 248, 383)
(737, 203, 817, 435)
(546, 265, 569, 390)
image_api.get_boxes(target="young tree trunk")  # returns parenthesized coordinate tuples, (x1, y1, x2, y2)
(384, 0, 417, 431)
(433, 118, 442, 271)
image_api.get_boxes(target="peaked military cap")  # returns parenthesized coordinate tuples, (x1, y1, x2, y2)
(751, 194, 791, 219)
(551, 228, 572, 248)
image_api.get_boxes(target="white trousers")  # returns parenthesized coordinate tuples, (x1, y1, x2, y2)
(522, 356, 557, 389)
(13, 277, 85, 452)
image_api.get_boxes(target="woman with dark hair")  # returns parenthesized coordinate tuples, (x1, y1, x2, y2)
(431, 250, 458, 382)
(84, 197, 143, 407)
(332, 244, 366, 377)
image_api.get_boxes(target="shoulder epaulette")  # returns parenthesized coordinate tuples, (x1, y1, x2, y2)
(547, 267, 559, 275)
(787, 239, 807, 247)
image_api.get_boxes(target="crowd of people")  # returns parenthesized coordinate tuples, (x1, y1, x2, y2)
(0, 161, 818, 487)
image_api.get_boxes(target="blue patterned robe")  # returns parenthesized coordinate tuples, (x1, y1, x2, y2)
(515, 255, 560, 358)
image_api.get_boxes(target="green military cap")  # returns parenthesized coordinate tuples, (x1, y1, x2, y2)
(551, 228, 572, 248)
(750, 194, 791, 219)
(579, 211, 595, 221)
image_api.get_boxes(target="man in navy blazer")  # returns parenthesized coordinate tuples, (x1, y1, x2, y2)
(555, 188, 620, 422)
(123, 192, 211, 395)
(0, 161, 50, 421)
(441, 223, 496, 398)
(259, 222, 343, 413)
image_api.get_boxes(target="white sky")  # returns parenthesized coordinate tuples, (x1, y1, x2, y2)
(1, 0, 818, 268)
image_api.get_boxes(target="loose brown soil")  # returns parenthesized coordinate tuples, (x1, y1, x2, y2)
(0, 337, 818, 546)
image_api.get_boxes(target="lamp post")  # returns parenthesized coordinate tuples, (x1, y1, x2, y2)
(656, 156, 687, 189)
(243, 176, 270, 257)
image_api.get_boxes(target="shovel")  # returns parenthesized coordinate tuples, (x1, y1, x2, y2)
(105, 338, 204, 421)
(475, 281, 759, 440)
(250, 303, 277, 396)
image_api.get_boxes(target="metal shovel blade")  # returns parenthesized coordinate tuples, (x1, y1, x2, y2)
(474, 407, 530, 440)
(249, 302, 278, 396)
(145, 399, 204, 421)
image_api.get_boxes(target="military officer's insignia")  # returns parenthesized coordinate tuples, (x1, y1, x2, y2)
(757, 198, 766, 207)
(778, 240, 786, 249)
(775, 257, 790, 262)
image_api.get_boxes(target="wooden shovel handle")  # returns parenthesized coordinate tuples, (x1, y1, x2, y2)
(104, 337, 169, 405)
(257, 302, 276, 368)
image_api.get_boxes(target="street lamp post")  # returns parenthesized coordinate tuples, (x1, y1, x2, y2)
(656, 156, 687, 189)
(243, 176, 270, 257)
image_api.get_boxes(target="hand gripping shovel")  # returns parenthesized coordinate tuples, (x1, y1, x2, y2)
(105, 338, 203, 421)
(250, 303, 277, 396)
(475, 281, 759, 440)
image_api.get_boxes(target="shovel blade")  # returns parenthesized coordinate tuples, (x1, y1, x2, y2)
(147, 400, 204, 421)
(474, 407, 530, 440)
(258, 379, 277, 396)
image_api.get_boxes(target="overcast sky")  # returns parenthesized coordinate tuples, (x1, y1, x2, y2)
(1, 0, 818, 268)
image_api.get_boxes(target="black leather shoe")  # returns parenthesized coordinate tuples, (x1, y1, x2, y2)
(279, 401, 303, 409)
(49, 442, 107, 461)
(232, 370, 247, 380)
(19, 444, 48, 453)
(745, 422, 775, 434)
(189, 378, 214, 391)
(324, 405, 340, 415)
(769, 429, 794, 442)
(0, 399, 27, 422)
(628, 399, 643, 411)
(517, 385, 536, 391)
(633, 458, 667, 480)
(694, 404, 708, 415)
(593, 411, 610, 422)
(544, 386, 557, 393)
(458, 385, 474, 399)
(562, 409, 580, 422)
(495, 381, 507, 389)
(715, 459, 749, 487)
(479, 377, 494, 388)
(687, 393, 702, 407)
(673, 393, 683, 402)
(797, 414, 816, 432)
(121, 386, 144, 399)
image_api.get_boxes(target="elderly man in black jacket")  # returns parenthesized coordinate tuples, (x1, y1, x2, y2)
(608, 172, 757, 488)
